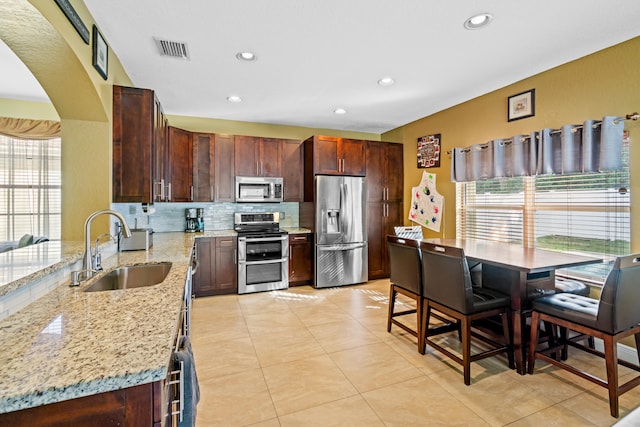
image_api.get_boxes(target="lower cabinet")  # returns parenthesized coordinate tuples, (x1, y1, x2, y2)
(367, 201, 402, 279)
(289, 233, 312, 285)
(0, 378, 167, 427)
(193, 236, 237, 296)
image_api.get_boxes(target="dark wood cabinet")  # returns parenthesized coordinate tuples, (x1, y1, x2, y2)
(234, 135, 282, 177)
(214, 134, 235, 202)
(113, 85, 167, 203)
(366, 141, 404, 279)
(193, 236, 237, 297)
(366, 141, 403, 202)
(0, 379, 167, 426)
(166, 127, 193, 202)
(192, 132, 215, 201)
(289, 233, 312, 285)
(282, 139, 304, 201)
(303, 135, 366, 177)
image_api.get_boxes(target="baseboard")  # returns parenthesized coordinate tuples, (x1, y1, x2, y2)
(593, 339, 639, 364)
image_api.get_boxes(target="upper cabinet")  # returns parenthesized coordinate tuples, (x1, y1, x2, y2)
(282, 139, 304, 202)
(113, 85, 167, 203)
(166, 126, 193, 202)
(303, 135, 366, 177)
(234, 136, 282, 177)
(213, 134, 235, 202)
(192, 132, 215, 202)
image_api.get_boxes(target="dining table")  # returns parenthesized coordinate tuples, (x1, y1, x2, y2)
(397, 237, 603, 375)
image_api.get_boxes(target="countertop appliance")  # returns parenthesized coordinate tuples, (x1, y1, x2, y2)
(234, 212, 289, 294)
(313, 175, 368, 288)
(235, 176, 283, 203)
(185, 208, 204, 233)
(118, 228, 153, 251)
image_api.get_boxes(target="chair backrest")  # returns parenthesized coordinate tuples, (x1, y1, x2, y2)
(420, 242, 474, 313)
(597, 254, 640, 334)
(387, 235, 422, 295)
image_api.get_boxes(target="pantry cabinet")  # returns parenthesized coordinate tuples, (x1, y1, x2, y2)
(112, 85, 167, 203)
(193, 236, 237, 297)
(366, 141, 404, 279)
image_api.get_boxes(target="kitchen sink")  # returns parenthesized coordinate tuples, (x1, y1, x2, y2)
(83, 262, 172, 292)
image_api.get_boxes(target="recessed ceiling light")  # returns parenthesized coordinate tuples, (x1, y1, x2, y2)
(226, 95, 242, 103)
(378, 77, 395, 86)
(464, 13, 493, 30)
(334, 108, 347, 115)
(235, 51, 257, 62)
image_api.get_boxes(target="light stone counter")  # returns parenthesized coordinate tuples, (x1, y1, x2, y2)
(0, 232, 198, 414)
(283, 227, 311, 234)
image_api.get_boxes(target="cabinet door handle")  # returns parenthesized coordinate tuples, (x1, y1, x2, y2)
(167, 183, 172, 201)
(190, 185, 194, 201)
(210, 186, 214, 201)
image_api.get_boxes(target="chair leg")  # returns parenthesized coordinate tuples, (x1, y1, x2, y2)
(416, 295, 424, 352)
(462, 317, 471, 385)
(501, 312, 515, 369)
(387, 285, 396, 333)
(419, 301, 430, 355)
(527, 311, 541, 375)
(603, 335, 620, 418)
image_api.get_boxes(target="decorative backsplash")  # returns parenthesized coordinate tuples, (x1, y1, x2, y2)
(111, 202, 299, 232)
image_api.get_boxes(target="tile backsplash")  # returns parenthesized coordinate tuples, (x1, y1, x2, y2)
(111, 202, 299, 232)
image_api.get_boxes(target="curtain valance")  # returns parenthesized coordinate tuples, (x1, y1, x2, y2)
(0, 117, 61, 140)
(451, 116, 625, 182)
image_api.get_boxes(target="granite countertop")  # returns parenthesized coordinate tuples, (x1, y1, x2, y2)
(0, 240, 85, 298)
(0, 232, 197, 414)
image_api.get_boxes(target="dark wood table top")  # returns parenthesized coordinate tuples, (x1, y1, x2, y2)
(418, 238, 603, 273)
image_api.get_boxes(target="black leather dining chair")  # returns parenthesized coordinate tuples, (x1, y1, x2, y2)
(528, 254, 640, 418)
(387, 236, 424, 349)
(419, 242, 514, 385)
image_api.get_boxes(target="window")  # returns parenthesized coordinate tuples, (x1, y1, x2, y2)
(0, 134, 61, 241)
(456, 139, 630, 284)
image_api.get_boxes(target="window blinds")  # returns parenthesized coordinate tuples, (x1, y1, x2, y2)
(456, 140, 630, 283)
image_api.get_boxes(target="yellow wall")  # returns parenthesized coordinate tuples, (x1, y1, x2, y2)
(383, 36, 640, 252)
(167, 115, 379, 141)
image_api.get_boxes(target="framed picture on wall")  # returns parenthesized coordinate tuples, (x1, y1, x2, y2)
(508, 89, 535, 121)
(92, 25, 108, 80)
(417, 133, 441, 168)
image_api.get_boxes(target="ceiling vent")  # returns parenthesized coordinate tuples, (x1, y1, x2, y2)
(154, 38, 190, 60)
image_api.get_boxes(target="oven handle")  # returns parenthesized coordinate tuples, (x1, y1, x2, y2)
(239, 236, 288, 243)
(238, 257, 289, 266)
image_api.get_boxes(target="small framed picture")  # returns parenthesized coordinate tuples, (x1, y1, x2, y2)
(417, 133, 441, 168)
(92, 25, 108, 80)
(508, 89, 535, 122)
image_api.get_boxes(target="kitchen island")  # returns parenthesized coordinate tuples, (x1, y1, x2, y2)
(0, 232, 204, 423)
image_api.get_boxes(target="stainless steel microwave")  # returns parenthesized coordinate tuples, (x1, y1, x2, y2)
(235, 176, 284, 203)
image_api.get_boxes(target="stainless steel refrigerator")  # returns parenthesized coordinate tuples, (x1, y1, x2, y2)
(314, 175, 368, 288)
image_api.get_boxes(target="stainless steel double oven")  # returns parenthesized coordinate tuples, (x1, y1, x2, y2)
(235, 212, 289, 294)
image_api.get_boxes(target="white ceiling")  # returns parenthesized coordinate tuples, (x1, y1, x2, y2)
(2, 1, 640, 134)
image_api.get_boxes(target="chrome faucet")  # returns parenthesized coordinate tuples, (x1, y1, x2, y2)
(93, 233, 115, 272)
(73, 209, 132, 286)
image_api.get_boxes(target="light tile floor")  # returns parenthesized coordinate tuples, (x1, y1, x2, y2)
(191, 279, 640, 426)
